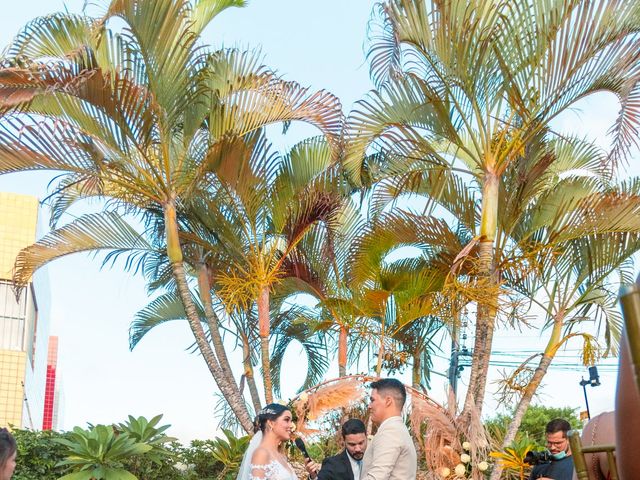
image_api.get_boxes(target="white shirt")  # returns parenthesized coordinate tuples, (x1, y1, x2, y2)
(347, 453, 363, 479)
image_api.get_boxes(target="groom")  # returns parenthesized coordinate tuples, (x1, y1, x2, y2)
(361, 378, 417, 479)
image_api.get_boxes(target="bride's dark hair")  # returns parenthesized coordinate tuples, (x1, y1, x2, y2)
(255, 403, 290, 433)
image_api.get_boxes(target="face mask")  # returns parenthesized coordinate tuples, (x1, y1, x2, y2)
(551, 451, 567, 460)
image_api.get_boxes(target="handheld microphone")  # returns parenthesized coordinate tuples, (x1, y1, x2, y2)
(294, 437, 311, 460)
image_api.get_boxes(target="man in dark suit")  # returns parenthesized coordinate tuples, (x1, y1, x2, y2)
(307, 419, 368, 480)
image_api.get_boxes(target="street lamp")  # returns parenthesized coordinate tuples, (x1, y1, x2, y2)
(579, 366, 601, 420)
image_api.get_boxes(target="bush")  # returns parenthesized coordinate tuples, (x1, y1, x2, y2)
(486, 405, 582, 448)
(182, 439, 227, 479)
(12, 428, 68, 480)
(10, 415, 249, 480)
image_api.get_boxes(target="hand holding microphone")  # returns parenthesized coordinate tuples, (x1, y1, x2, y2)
(295, 438, 321, 479)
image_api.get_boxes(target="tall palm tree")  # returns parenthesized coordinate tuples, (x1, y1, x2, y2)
(487, 160, 640, 478)
(345, 0, 640, 424)
(191, 134, 350, 403)
(0, 0, 342, 432)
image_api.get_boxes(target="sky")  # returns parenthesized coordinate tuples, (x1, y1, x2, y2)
(0, 1, 626, 442)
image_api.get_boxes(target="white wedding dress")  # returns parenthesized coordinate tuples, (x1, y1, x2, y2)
(249, 460, 297, 480)
(237, 432, 298, 480)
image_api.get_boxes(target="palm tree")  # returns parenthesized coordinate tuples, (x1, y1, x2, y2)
(497, 186, 640, 418)
(345, 0, 640, 424)
(190, 134, 350, 403)
(487, 151, 640, 478)
(343, 210, 463, 379)
(351, 120, 640, 474)
(0, 0, 342, 432)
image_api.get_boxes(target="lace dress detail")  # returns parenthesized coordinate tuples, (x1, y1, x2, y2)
(249, 460, 297, 480)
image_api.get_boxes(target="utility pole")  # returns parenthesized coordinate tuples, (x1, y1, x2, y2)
(448, 319, 460, 396)
(448, 314, 472, 401)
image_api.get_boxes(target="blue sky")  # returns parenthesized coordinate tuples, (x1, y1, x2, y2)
(0, 1, 624, 441)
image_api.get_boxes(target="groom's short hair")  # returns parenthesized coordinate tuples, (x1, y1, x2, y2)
(370, 378, 406, 408)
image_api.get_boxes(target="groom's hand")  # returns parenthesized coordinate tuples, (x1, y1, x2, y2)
(304, 458, 321, 479)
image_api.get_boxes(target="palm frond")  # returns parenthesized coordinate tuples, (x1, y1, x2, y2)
(13, 211, 150, 286)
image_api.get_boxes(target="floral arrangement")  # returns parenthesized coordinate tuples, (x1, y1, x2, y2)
(407, 387, 490, 478)
(436, 441, 490, 478)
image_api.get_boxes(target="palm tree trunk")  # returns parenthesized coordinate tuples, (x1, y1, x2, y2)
(338, 325, 348, 377)
(463, 171, 499, 419)
(196, 262, 251, 417)
(165, 204, 253, 433)
(171, 261, 254, 433)
(412, 350, 421, 389)
(489, 317, 563, 480)
(460, 172, 498, 480)
(376, 339, 384, 376)
(242, 332, 263, 415)
(258, 285, 273, 403)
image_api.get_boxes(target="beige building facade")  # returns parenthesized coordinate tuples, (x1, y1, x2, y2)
(0, 192, 54, 428)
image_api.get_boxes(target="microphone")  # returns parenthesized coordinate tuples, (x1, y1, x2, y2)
(295, 437, 311, 460)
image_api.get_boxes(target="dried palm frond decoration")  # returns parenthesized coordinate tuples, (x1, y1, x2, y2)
(291, 376, 490, 476)
(407, 386, 462, 472)
(292, 375, 374, 436)
(406, 386, 490, 477)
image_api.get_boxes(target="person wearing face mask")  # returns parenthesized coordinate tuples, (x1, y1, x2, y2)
(529, 419, 574, 480)
(0, 428, 17, 480)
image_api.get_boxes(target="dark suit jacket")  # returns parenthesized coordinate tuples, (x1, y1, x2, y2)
(318, 450, 355, 480)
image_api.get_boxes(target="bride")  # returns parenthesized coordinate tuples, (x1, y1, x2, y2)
(237, 403, 298, 480)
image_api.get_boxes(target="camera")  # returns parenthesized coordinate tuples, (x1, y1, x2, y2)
(524, 450, 552, 465)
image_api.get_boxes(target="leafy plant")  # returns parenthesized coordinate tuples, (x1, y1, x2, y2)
(120, 442, 192, 480)
(485, 405, 581, 448)
(11, 428, 68, 480)
(489, 435, 535, 480)
(210, 429, 250, 480)
(181, 440, 226, 480)
(116, 415, 181, 479)
(55, 425, 152, 480)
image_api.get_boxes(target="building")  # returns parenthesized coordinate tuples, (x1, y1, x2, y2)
(0, 192, 56, 429)
(43, 336, 60, 430)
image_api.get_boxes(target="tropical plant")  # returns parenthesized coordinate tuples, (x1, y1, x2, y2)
(181, 439, 232, 479)
(116, 415, 177, 475)
(486, 144, 640, 478)
(126, 134, 346, 410)
(345, 0, 640, 437)
(208, 429, 250, 480)
(0, 0, 342, 431)
(55, 424, 152, 480)
(489, 435, 535, 480)
(313, 210, 461, 381)
(485, 405, 581, 449)
(200, 134, 348, 403)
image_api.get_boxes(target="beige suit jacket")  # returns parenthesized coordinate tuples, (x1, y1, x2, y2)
(361, 416, 417, 480)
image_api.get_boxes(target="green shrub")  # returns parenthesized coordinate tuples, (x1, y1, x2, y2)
(12, 428, 68, 480)
(117, 415, 181, 480)
(11, 415, 243, 480)
(181, 439, 226, 479)
(486, 405, 582, 448)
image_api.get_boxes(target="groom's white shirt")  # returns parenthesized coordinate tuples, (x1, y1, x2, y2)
(360, 416, 417, 479)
